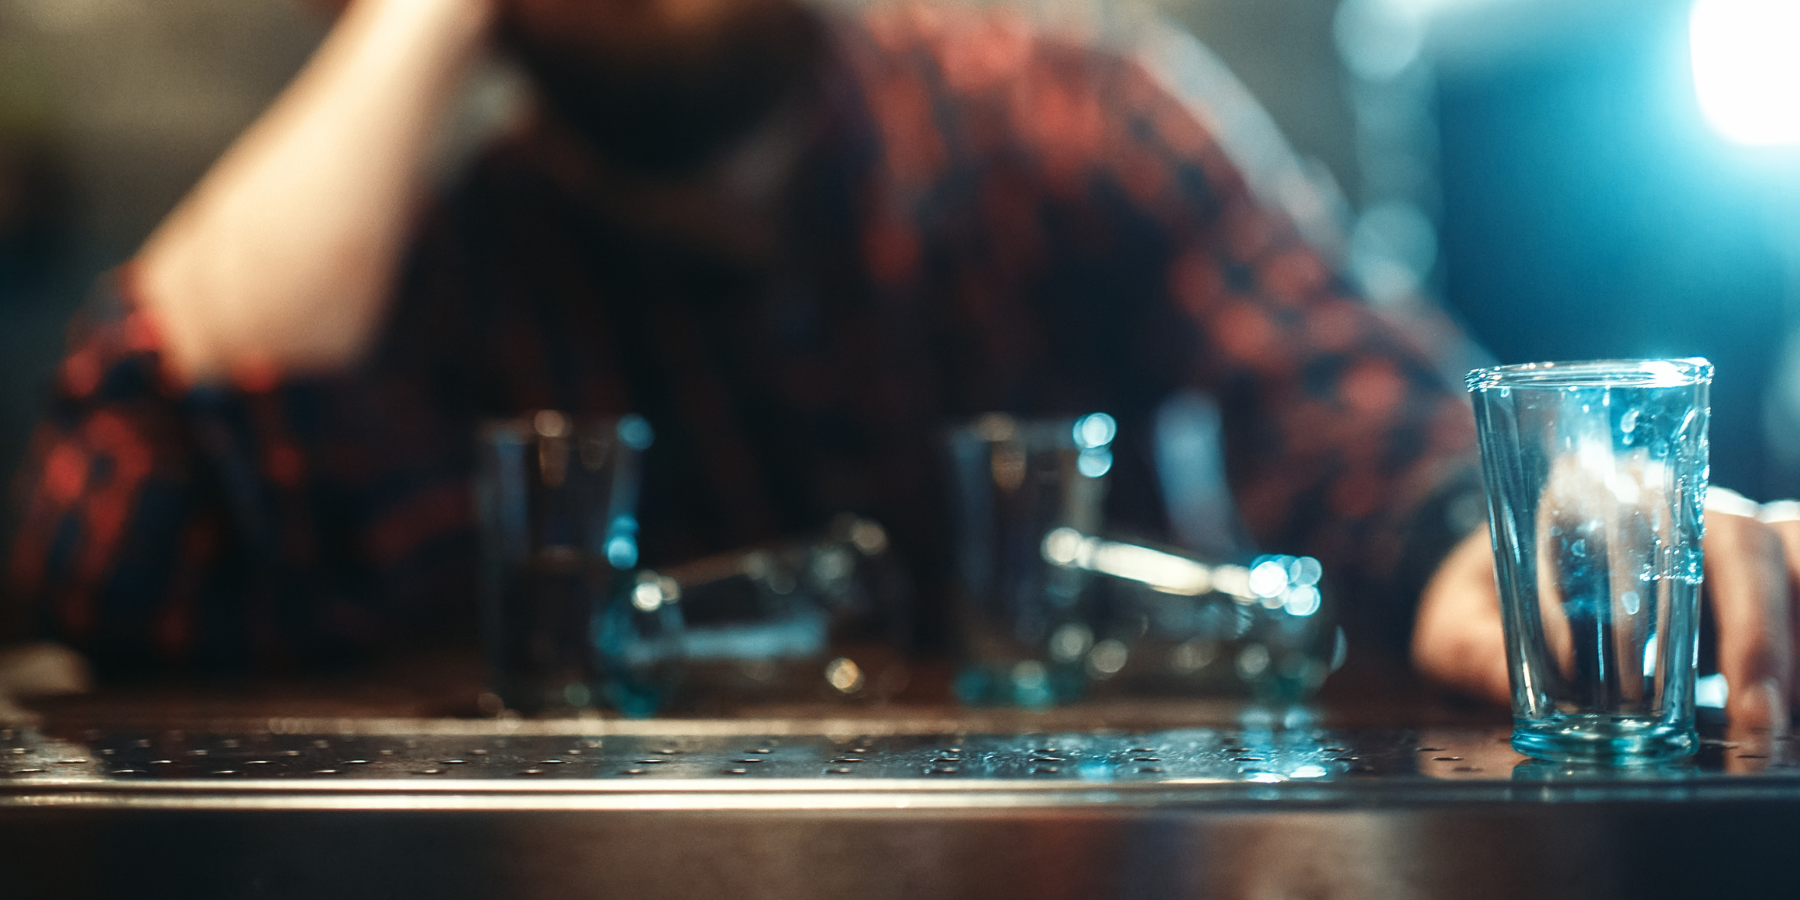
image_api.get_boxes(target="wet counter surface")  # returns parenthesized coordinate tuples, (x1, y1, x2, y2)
(4, 711, 1800, 899)
(2, 718, 1799, 807)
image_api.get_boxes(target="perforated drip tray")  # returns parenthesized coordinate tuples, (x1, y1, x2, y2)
(5, 720, 1799, 807)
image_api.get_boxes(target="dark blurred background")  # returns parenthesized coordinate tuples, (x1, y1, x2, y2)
(0, 0, 1794, 522)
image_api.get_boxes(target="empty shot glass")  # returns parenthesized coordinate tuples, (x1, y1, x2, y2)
(474, 411, 653, 714)
(1468, 359, 1711, 762)
(946, 412, 1115, 707)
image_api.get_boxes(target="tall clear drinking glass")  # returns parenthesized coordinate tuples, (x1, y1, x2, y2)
(1467, 359, 1711, 762)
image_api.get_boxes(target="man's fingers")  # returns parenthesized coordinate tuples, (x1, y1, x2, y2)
(1411, 508, 1800, 728)
(1762, 517, 1800, 717)
(1704, 512, 1792, 730)
(1412, 528, 1511, 705)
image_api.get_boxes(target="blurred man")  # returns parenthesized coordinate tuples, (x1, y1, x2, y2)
(7, 0, 1799, 727)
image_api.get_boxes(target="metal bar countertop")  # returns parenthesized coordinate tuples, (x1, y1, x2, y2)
(3, 656, 1797, 899)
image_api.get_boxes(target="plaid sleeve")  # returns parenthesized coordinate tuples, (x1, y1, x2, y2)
(6, 268, 362, 674)
(1095, 55, 1484, 643)
(849, 10, 1483, 650)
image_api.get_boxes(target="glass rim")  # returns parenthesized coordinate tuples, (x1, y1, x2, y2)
(945, 412, 1117, 449)
(479, 411, 654, 449)
(1465, 358, 1713, 392)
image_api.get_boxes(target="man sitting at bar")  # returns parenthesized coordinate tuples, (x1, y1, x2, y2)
(6, 0, 1798, 727)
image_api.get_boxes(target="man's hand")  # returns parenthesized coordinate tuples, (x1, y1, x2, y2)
(1413, 502, 1800, 730)
(0, 643, 90, 726)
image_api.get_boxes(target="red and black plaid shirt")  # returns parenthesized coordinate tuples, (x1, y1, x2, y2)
(8, 5, 1479, 673)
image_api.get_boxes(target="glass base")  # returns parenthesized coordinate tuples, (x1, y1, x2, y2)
(953, 660, 1086, 708)
(1511, 715, 1697, 763)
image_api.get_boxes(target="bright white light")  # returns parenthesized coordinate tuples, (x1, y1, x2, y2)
(631, 581, 664, 612)
(1086, 540, 1213, 595)
(1696, 672, 1729, 708)
(1041, 527, 1087, 566)
(1077, 448, 1113, 478)
(1073, 412, 1117, 449)
(1248, 559, 1291, 598)
(1691, 0, 1800, 146)
(1288, 556, 1324, 588)
(1283, 585, 1323, 618)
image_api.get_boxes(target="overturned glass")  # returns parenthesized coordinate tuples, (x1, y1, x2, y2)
(1040, 530, 1337, 703)
(943, 411, 1337, 707)
(596, 514, 912, 716)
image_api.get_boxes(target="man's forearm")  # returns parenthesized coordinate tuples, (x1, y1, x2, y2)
(136, 0, 494, 385)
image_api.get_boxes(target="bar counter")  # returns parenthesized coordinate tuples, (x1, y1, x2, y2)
(3, 660, 1796, 898)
